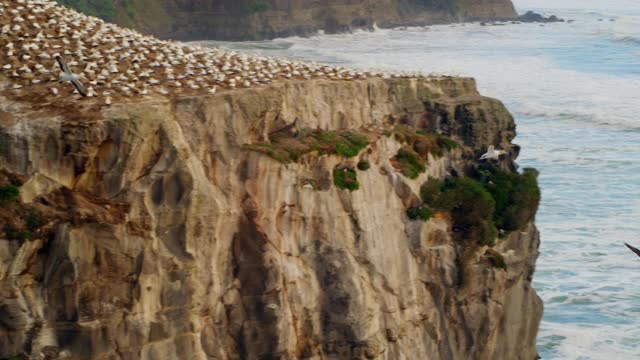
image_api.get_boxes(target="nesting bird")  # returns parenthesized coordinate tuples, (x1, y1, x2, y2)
(0, 0, 425, 104)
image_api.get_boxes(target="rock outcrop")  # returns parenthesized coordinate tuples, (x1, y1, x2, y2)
(55, 0, 519, 41)
(0, 75, 542, 359)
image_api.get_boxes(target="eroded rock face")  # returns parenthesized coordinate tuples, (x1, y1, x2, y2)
(0, 77, 541, 359)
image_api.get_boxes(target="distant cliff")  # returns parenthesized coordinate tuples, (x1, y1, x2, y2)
(55, 0, 518, 40)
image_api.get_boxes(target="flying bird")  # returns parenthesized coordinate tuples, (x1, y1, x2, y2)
(55, 56, 87, 97)
(479, 145, 507, 160)
(625, 243, 640, 258)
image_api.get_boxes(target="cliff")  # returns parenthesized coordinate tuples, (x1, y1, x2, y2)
(55, 0, 518, 41)
(0, 1, 541, 359)
(0, 77, 542, 359)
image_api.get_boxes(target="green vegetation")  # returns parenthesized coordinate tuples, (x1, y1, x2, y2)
(420, 177, 442, 205)
(415, 166, 540, 246)
(56, 0, 118, 22)
(3, 224, 31, 242)
(394, 147, 425, 179)
(485, 249, 507, 270)
(407, 205, 433, 221)
(313, 131, 369, 158)
(391, 126, 458, 179)
(245, 129, 370, 163)
(25, 210, 44, 232)
(357, 160, 370, 171)
(242, 0, 272, 13)
(439, 137, 458, 152)
(419, 177, 496, 245)
(394, 125, 458, 158)
(438, 177, 496, 246)
(477, 166, 541, 232)
(333, 168, 359, 191)
(0, 185, 19, 206)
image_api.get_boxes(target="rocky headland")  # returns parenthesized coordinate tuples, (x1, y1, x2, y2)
(55, 0, 520, 41)
(1, 0, 542, 359)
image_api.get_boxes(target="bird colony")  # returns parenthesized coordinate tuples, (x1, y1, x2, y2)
(0, 0, 424, 105)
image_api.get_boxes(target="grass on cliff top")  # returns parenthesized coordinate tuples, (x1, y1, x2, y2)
(415, 167, 540, 246)
(391, 126, 458, 179)
(245, 128, 371, 163)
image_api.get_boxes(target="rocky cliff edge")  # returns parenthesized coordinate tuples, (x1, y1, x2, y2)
(0, 75, 542, 359)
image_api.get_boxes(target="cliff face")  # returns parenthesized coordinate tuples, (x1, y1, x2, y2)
(56, 0, 518, 40)
(0, 77, 541, 359)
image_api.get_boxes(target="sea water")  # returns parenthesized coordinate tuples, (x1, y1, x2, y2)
(200, 0, 640, 357)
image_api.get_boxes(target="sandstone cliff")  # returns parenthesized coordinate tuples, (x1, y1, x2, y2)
(55, 0, 518, 40)
(0, 76, 542, 359)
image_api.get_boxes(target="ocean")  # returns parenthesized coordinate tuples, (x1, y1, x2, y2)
(199, 0, 640, 358)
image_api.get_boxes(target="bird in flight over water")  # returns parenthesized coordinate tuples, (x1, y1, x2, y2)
(625, 243, 640, 258)
(55, 56, 87, 97)
(479, 145, 506, 160)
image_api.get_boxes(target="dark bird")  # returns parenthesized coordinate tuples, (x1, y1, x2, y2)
(624, 243, 640, 258)
(55, 56, 87, 97)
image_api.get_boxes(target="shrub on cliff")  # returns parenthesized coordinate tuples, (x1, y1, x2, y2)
(0, 185, 19, 206)
(333, 168, 359, 191)
(420, 177, 443, 204)
(3, 225, 31, 242)
(481, 167, 540, 232)
(438, 137, 458, 152)
(407, 205, 433, 221)
(418, 167, 540, 245)
(439, 177, 497, 246)
(357, 160, 370, 171)
(420, 177, 497, 246)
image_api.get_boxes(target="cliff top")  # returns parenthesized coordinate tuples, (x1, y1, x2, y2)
(1, 0, 430, 106)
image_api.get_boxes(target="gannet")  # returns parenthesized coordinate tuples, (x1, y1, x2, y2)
(479, 145, 507, 160)
(625, 243, 640, 258)
(55, 55, 87, 96)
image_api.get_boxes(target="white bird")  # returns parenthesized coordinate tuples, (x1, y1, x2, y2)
(55, 55, 87, 96)
(479, 145, 507, 160)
